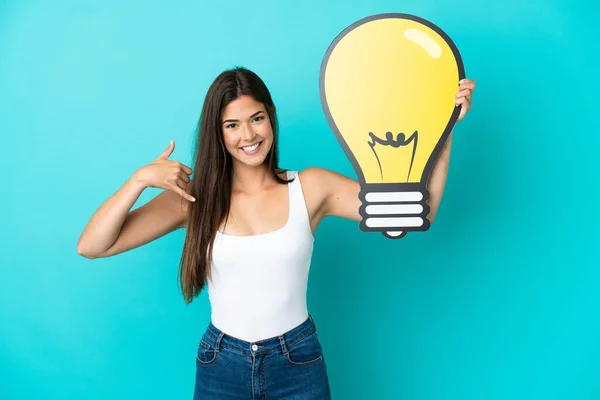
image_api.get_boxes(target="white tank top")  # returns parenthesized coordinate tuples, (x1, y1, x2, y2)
(207, 170, 315, 342)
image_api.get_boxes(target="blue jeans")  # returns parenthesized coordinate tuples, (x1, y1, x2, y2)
(193, 314, 331, 399)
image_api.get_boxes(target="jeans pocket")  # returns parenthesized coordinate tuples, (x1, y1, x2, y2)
(196, 337, 218, 366)
(285, 332, 324, 366)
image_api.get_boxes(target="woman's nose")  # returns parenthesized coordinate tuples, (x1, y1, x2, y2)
(241, 124, 256, 141)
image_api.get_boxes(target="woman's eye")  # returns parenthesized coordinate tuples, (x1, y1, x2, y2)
(253, 116, 264, 122)
(226, 123, 237, 129)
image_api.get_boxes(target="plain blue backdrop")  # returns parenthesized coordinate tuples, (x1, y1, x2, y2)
(1, 0, 598, 399)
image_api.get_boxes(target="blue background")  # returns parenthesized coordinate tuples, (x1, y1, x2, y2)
(1, 0, 598, 399)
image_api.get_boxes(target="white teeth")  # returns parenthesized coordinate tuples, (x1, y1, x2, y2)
(242, 142, 260, 152)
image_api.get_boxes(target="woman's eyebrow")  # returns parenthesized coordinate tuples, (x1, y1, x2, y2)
(223, 110, 264, 124)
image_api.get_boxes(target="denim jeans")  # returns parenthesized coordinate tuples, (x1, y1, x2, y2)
(193, 314, 331, 399)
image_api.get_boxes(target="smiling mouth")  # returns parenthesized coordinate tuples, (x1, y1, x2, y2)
(240, 141, 263, 154)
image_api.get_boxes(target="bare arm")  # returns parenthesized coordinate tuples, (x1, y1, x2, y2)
(77, 140, 194, 259)
(308, 133, 452, 226)
(76, 172, 189, 259)
(425, 78, 476, 222)
(299, 167, 361, 224)
(302, 135, 451, 229)
(313, 78, 475, 227)
(425, 132, 452, 223)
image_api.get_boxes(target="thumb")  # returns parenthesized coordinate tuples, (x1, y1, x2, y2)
(158, 140, 175, 160)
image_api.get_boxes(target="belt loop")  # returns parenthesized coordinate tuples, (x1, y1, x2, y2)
(309, 313, 316, 331)
(215, 332, 225, 352)
(279, 335, 288, 356)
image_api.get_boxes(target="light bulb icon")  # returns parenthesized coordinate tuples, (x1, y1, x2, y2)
(320, 13, 465, 239)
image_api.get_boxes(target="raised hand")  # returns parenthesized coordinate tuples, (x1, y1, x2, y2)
(135, 140, 196, 202)
(455, 78, 476, 123)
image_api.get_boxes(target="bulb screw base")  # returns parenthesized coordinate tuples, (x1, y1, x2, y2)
(358, 183, 431, 239)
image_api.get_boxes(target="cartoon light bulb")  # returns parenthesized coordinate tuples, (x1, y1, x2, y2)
(320, 13, 465, 239)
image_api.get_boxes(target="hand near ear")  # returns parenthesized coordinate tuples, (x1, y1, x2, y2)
(135, 140, 196, 202)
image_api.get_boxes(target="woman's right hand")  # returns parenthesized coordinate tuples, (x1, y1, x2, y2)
(135, 140, 196, 202)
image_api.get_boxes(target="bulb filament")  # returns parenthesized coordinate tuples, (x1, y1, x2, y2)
(368, 130, 419, 180)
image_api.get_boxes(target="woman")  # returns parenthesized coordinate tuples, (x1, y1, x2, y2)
(77, 67, 475, 399)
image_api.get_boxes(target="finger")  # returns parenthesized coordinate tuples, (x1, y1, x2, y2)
(457, 83, 476, 93)
(170, 182, 196, 202)
(455, 97, 471, 108)
(173, 161, 193, 175)
(455, 96, 469, 104)
(458, 80, 476, 91)
(459, 78, 476, 86)
(158, 140, 175, 160)
(174, 177, 187, 189)
(455, 88, 472, 98)
(178, 163, 193, 175)
(178, 171, 191, 183)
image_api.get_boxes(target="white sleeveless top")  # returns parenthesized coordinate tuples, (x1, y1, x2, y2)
(207, 170, 315, 342)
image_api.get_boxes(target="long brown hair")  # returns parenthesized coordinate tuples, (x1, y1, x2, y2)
(178, 67, 293, 304)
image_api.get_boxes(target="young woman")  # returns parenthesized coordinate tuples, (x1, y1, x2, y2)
(77, 67, 475, 399)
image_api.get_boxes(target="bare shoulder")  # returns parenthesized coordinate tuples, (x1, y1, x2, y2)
(297, 167, 329, 207)
(298, 167, 358, 199)
(298, 167, 361, 222)
(296, 168, 329, 232)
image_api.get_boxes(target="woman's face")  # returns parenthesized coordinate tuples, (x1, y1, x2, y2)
(221, 95, 273, 168)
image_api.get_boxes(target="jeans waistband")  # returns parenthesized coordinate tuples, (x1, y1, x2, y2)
(203, 314, 317, 356)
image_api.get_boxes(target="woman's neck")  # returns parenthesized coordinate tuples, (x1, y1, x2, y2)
(231, 163, 274, 194)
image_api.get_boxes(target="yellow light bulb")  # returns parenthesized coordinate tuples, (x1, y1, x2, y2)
(320, 13, 465, 239)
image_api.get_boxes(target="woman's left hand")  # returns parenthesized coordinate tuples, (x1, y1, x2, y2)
(455, 78, 476, 122)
